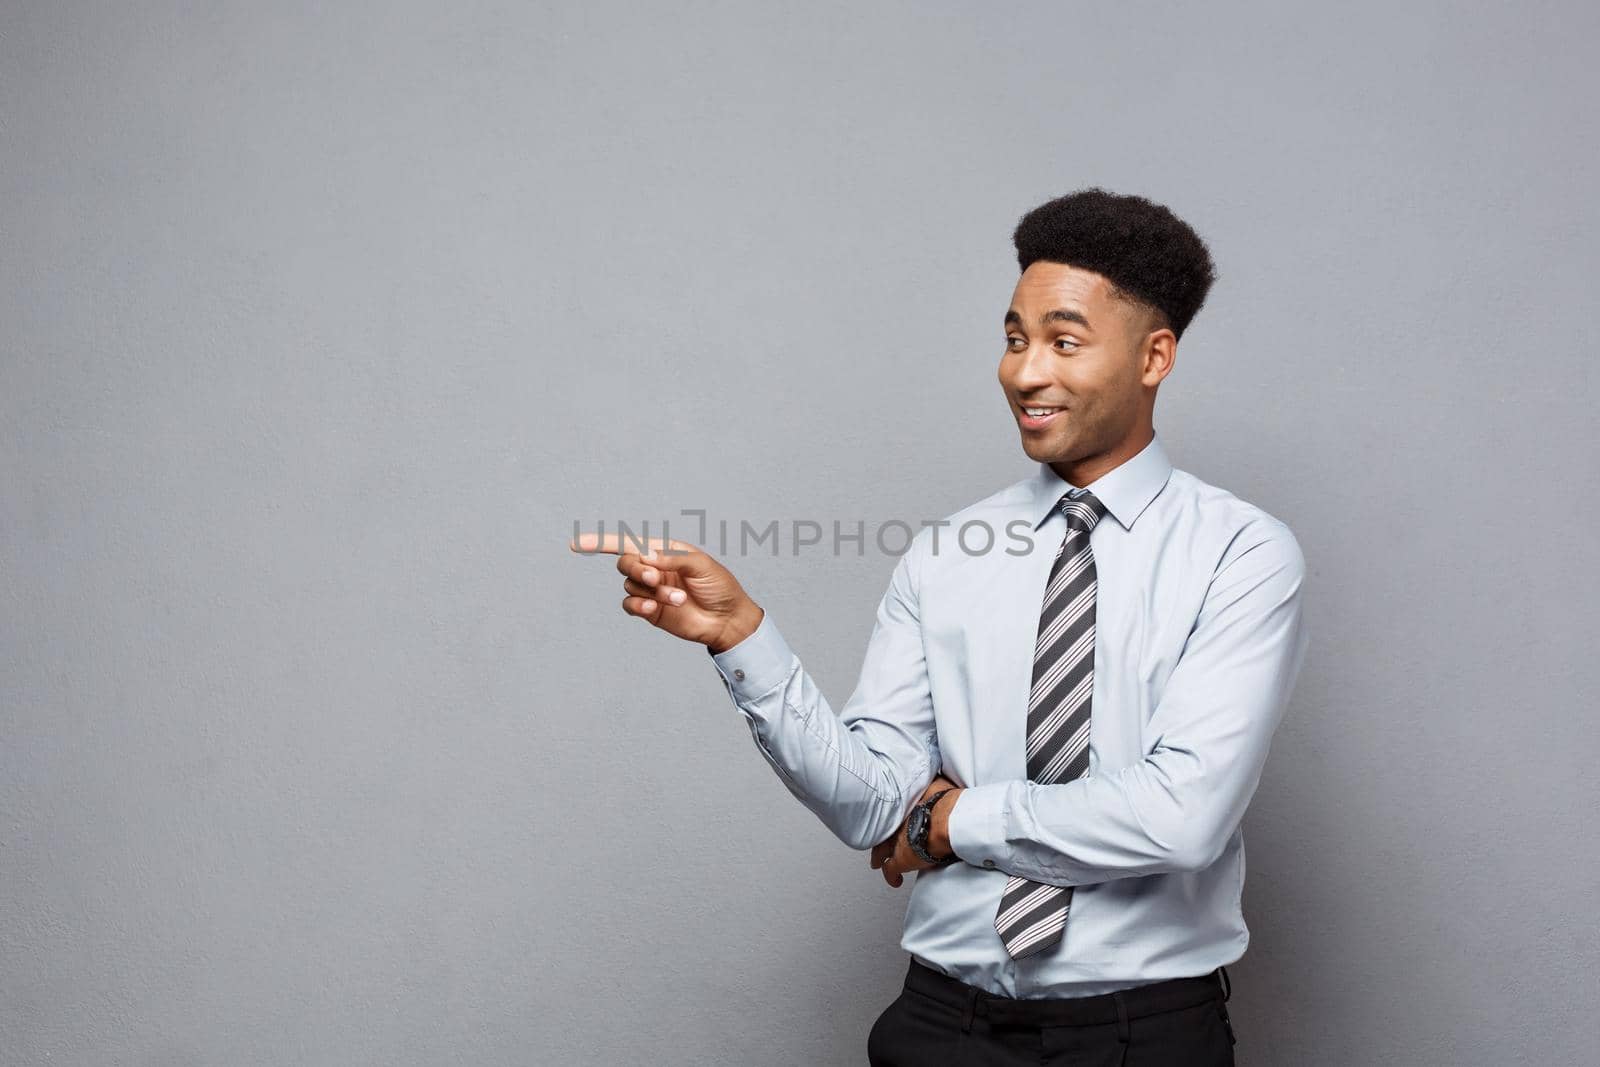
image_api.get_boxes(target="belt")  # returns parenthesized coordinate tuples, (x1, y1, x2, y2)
(904, 957, 1233, 1035)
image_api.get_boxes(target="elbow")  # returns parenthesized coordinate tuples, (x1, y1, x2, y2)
(838, 825, 878, 852)
(839, 793, 911, 852)
(843, 827, 878, 852)
(1139, 758, 1241, 873)
(1167, 820, 1233, 873)
(842, 809, 902, 852)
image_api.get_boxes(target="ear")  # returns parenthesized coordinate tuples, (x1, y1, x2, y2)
(1137, 324, 1178, 388)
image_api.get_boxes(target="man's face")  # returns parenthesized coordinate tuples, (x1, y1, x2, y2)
(997, 260, 1155, 465)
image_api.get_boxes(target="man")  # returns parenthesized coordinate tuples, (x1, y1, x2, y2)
(571, 188, 1310, 1065)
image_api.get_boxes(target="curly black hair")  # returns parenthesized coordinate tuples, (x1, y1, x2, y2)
(1012, 188, 1217, 341)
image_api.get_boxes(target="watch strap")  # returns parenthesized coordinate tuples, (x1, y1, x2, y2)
(908, 787, 958, 865)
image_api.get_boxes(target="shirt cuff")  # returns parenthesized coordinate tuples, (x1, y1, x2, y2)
(946, 781, 1011, 870)
(707, 611, 796, 702)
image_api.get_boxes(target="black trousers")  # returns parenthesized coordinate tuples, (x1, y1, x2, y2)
(867, 957, 1238, 1066)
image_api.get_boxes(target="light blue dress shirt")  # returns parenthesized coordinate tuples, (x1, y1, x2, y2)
(707, 432, 1310, 998)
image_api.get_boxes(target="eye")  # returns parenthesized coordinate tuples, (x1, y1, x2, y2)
(1055, 338, 1080, 352)
(1005, 335, 1025, 350)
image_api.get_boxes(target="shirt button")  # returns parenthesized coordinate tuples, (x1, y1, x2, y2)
(983, 859, 996, 869)
(733, 669, 745, 681)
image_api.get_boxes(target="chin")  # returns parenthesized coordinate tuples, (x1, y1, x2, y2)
(1020, 433, 1068, 462)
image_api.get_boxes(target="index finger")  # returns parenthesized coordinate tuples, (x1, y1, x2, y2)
(568, 531, 691, 557)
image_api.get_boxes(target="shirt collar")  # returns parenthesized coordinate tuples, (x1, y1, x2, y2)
(1025, 431, 1174, 532)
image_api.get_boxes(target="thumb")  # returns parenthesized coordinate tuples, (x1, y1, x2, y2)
(642, 541, 712, 575)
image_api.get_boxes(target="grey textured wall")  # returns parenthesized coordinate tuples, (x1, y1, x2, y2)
(3, 2, 1596, 1064)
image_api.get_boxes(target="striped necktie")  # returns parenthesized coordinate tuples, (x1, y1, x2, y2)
(994, 487, 1109, 960)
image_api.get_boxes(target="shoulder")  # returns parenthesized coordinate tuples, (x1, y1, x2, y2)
(1163, 467, 1306, 582)
(905, 472, 1037, 560)
(881, 472, 1038, 594)
(939, 473, 1039, 536)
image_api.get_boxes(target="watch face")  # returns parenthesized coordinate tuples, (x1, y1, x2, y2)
(908, 805, 928, 841)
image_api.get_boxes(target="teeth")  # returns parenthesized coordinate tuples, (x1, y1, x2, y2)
(1023, 408, 1062, 417)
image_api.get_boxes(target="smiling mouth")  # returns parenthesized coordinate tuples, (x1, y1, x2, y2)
(1018, 404, 1067, 429)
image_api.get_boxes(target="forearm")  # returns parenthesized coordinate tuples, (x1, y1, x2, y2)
(944, 747, 1264, 885)
(710, 613, 937, 851)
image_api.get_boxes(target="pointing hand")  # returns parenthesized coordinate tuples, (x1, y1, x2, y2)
(569, 532, 765, 654)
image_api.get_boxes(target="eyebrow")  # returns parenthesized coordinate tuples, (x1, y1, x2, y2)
(1005, 307, 1093, 331)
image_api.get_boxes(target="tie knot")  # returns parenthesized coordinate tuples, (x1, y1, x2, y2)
(1057, 489, 1108, 533)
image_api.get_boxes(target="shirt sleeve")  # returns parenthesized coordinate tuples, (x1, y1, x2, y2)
(706, 536, 940, 851)
(946, 522, 1311, 884)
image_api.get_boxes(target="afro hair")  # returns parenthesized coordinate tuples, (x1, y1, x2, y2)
(1012, 188, 1217, 341)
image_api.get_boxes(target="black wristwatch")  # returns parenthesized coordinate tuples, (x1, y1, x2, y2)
(906, 787, 959, 865)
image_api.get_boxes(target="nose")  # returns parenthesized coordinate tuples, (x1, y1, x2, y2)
(1005, 341, 1057, 392)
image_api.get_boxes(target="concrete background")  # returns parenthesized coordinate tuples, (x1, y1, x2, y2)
(3, 1, 1596, 1063)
